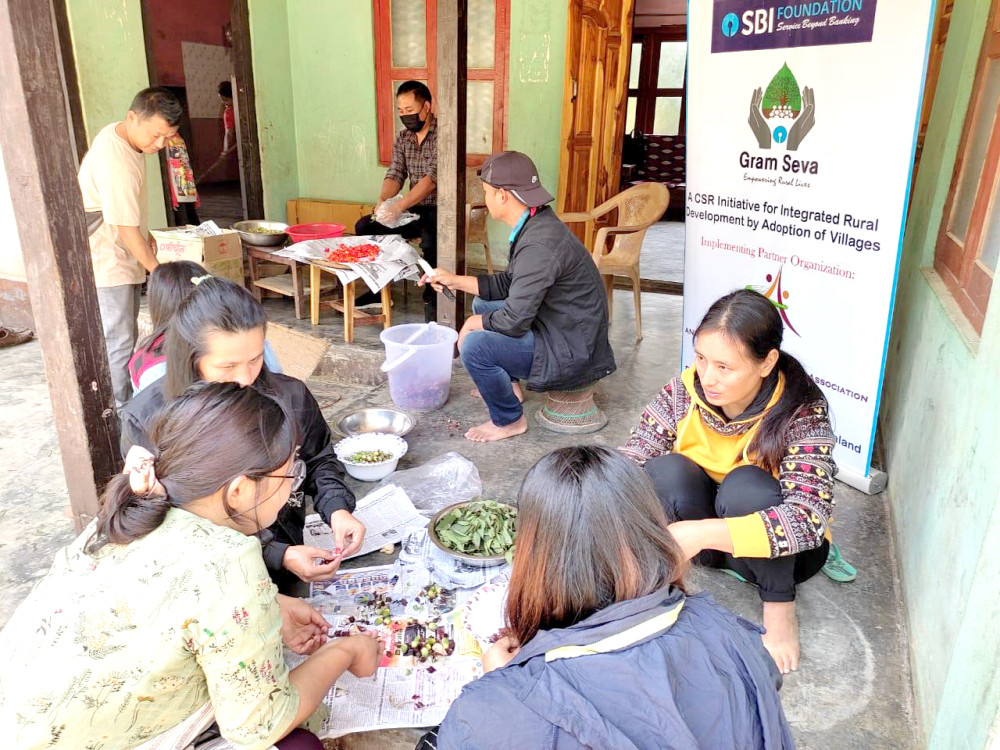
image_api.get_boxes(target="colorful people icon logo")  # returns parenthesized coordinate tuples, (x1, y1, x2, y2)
(747, 267, 800, 336)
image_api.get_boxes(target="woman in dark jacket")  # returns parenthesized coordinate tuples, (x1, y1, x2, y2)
(120, 277, 363, 591)
(430, 446, 794, 750)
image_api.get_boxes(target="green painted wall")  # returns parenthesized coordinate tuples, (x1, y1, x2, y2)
(258, 0, 567, 260)
(880, 0, 1000, 746)
(286, 0, 384, 207)
(506, 0, 567, 209)
(65, 0, 168, 231)
(248, 0, 299, 221)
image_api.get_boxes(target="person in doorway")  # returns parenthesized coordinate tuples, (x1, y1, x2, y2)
(78, 87, 181, 407)
(127, 262, 282, 396)
(218, 80, 237, 158)
(165, 133, 201, 226)
(423, 446, 793, 750)
(619, 288, 836, 674)
(197, 81, 238, 184)
(120, 277, 364, 592)
(419, 151, 615, 443)
(355, 81, 438, 321)
(0, 382, 380, 749)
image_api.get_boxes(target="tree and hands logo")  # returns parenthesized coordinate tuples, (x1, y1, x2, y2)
(747, 64, 815, 151)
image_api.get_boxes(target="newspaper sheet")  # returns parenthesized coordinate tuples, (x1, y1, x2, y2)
(399, 526, 511, 590)
(292, 563, 494, 739)
(303, 484, 428, 561)
(273, 235, 422, 293)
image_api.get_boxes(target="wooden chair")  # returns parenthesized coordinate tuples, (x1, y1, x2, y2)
(466, 168, 494, 273)
(560, 182, 670, 342)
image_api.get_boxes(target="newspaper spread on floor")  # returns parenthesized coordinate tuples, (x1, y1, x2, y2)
(303, 484, 428, 561)
(273, 234, 422, 293)
(287, 560, 509, 739)
(399, 526, 511, 590)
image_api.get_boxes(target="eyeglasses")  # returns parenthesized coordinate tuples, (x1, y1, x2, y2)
(267, 458, 306, 492)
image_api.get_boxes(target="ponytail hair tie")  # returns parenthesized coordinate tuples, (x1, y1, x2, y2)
(123, 446, 167, 498)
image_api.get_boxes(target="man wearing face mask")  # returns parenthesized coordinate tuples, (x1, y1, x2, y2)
(355, 80, 439, 321)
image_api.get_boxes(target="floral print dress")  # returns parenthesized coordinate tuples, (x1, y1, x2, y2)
(0, 508, 299, 750)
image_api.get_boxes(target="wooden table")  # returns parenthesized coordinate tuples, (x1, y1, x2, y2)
(308, 261, 392, 343)
(245, 244, 310, 319)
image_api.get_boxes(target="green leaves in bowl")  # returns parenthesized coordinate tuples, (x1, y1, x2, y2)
(346, 449, 393, 464)
(434, 500, 516, 559)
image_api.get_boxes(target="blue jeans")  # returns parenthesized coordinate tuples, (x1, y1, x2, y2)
(461, 298, 534, 426)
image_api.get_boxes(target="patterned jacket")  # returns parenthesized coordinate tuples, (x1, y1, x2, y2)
(620, 367, 835, 559)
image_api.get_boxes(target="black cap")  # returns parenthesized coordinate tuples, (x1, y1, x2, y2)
(477, 151, 554, 208)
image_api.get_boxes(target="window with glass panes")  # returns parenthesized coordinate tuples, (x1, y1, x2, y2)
(372, 0, 510, 166)
(625, 28, 687, 136)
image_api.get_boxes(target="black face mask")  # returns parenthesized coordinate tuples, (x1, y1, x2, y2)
(400, 111, 425, 133)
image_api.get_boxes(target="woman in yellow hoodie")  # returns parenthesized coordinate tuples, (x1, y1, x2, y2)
(620, 288, 835, 675)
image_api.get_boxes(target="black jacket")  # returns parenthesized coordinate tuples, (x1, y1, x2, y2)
(118, 372, 355, 572)
(478, 207, 616, 390)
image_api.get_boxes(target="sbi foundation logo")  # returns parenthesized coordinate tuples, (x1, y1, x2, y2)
(749, 63, 815, 151)
(747, 267, 800, 336)
(712, 1, 877, 53)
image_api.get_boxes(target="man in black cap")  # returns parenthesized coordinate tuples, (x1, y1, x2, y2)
(420, 151, 616, 442)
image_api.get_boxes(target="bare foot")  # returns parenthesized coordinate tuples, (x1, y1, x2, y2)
(471, 383, 524, 403)
(465, 416, 528, 443)
(761, 601, 800, 674)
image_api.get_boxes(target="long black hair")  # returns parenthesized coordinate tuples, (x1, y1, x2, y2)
(163, 276, 270, 399)
(136, 260, 206, 358)
(87, 382, 296, 554)
(507, 446, 687, 647)
(694, 289, 826, 474)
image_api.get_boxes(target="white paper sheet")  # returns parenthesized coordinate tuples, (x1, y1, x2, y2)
(304, 484, 428, 560)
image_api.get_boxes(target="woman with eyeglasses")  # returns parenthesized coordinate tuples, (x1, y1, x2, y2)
(0, 383, 380, 749)
(120, 276, 364, 591)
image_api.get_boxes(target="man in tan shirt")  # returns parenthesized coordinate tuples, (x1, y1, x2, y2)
(78, 88, 181, 406)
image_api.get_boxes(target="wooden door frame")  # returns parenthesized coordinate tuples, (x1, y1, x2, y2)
(230, 0, 264, 220)
(51, 0, 87, 165)
(136, 0, 265, 223)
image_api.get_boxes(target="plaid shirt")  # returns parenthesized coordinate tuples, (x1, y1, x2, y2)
(385, 117, 437, 206)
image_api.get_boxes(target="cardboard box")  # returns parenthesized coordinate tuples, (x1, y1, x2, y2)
(150, 226, 245, 287)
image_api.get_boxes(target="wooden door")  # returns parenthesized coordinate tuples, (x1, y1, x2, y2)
(557, 0, 635, 245)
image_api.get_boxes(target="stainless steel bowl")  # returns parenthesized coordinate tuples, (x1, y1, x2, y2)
(334, 408, 414, 438)
(232, 220, 289, 247)
(428, 500, 516, 567)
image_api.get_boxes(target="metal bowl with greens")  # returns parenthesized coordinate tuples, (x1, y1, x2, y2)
(429, 500, 517, 565)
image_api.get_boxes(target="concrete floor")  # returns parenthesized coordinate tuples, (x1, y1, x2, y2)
(0, 288, 917, 749)
(640, 220, 685, 284)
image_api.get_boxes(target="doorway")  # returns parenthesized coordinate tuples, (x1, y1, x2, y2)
(139, 0, 257, 228)
(623, 0, 687, 288)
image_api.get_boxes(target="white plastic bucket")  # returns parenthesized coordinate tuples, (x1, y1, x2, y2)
(379, 323, 458, 410)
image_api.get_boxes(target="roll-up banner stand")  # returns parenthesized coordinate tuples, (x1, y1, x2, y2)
(684, 0, 937, 493)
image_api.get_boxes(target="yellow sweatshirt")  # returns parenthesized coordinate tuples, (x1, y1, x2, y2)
(621, 367, 836, 560)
